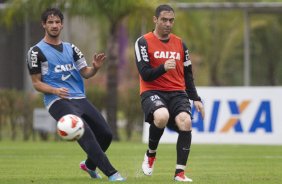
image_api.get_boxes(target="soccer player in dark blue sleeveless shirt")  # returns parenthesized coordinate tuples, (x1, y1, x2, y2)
(26, 7, 125, 181)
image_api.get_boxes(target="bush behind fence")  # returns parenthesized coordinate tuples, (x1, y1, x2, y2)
(0, 87, 143, 141)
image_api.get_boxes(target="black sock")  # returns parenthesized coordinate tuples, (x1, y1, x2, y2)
(85, 158, 97, 171)
(146, 150, 156, 157)
(148, 123, 165, 151)
(176, 130, 192, 173)
(175, 169, 184, 175)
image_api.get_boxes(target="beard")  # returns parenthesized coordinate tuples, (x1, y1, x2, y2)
(47, 29, 61, 38)
(160, 30, 171, 38)
(161, 27, 171, 36)
(163, 27, 171, 33)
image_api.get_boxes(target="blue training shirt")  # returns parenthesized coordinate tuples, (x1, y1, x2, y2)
(27, 40, 88, 108)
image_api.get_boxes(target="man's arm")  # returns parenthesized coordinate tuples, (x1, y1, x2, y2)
(31, 74, 69, 99)
(183, 42, 201, 101)
(71, 44, 105, 79)
(79, 53, 106, 79)
(27, 46, 68, 99)
(183, 42, 205, 119)
(134, 36, 166, 81)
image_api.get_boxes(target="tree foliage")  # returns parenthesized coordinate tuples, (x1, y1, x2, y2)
(0, 0, 281, 141)
(0, 0, 156, 140)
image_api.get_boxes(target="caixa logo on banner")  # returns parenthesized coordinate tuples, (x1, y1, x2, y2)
(192, 100, 272, 133)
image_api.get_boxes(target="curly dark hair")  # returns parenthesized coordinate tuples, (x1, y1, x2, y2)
(41, 7, 64, 23)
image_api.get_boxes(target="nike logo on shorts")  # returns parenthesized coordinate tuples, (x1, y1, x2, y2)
(61, 74, 71, 81)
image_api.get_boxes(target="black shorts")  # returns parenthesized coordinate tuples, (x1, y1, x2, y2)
(49, 98, 94, 121)
(141, 90, 191, 131)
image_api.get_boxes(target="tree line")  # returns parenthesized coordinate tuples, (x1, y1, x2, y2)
(0, 0, 281, 140)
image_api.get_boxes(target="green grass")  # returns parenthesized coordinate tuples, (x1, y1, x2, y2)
(0, 141, 281, 184)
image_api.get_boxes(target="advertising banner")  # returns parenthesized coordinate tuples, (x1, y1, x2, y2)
(142, 87, 282, 145)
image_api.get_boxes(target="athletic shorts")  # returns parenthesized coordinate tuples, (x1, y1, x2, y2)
(141, 90, 191, 131)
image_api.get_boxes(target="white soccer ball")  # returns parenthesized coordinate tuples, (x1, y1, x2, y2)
(57, 114, 85, 141)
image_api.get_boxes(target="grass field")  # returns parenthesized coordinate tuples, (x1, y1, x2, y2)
(0, 141, 281, 184)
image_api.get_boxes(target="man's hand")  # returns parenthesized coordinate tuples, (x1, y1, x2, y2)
(194, 101, 205, 120)
(54, 87, 69, 99)
(164, 59, 176, 71)
(80, 53, 106, 79)
(92, 53, 106, 70)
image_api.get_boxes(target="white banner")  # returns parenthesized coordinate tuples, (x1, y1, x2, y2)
(33, 108, 56, 133)
(142, 87, 282, 145)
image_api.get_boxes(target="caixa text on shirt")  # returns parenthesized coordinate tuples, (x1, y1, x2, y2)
(154, 51, 181, 60)
(54, 64, 75, 73)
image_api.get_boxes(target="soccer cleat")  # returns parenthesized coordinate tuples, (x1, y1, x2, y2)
(174, 171, 193, 182)
(80, 160, 102, 179)
(142, 153, 156, 176)
(108, 172, 126, 181)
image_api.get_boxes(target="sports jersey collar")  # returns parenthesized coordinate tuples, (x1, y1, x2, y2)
(43, 40, 63, 52)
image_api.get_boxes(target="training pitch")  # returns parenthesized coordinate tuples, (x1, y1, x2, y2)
(0, 141, 281, 184)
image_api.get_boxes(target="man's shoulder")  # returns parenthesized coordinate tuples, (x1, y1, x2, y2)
(62, 41, 73, 48)
(35, 39, 47, 47)
(28, 44, 42, 55)
(135, 34, 147, 45)
(136, 32, 155, 45)
(64, 42, 81, 51)
(143, 32, 154, 40)
(170, 33, 182, 41)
